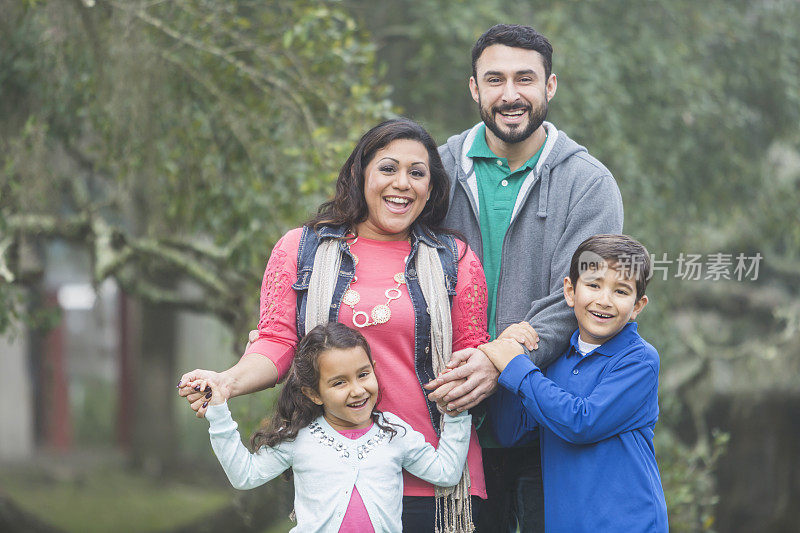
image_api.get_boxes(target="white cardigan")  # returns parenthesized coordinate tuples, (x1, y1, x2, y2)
(206, 402, 471, 532)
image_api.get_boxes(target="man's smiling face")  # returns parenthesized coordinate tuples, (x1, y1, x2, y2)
(470, 44, 555, 145)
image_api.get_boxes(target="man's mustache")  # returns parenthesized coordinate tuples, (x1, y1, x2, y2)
(493, 103, 531, 114)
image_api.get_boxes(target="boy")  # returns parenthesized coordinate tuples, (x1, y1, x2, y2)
(479, 234, 668, 532)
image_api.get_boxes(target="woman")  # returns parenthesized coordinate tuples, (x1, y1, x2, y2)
(178, 119, 489, 531)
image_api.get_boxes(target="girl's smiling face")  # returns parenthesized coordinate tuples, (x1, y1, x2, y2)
(303, 346, 379, 431)
(356, 139, 431, 241)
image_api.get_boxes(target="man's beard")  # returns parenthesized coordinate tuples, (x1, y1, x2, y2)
(479, 95, 547, 144)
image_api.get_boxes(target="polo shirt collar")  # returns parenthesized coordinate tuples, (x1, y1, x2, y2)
(466, 124, 495, 159)
(568, 322, 640, 357)
(466, 124, 541, 175)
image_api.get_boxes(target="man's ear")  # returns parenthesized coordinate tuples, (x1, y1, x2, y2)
(469, 76, 480, 104)
(630, 294, 649, 321)
(301, 387, 323, 406)
(545, 73, 557, 102)
(563, 276, 576, 307)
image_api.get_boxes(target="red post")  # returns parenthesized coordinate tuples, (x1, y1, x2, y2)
(41, 291, 72, 451)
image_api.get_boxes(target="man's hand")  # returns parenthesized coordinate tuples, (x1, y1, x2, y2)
(478, 338, 526, 373)
(424, 347, 500, 412)
(427, 369, 467, 414)
(497, 321, 539, 351)
(178, 369, 232, 418)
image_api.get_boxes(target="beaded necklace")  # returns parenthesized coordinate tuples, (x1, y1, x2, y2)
(341, 236, 408, 328)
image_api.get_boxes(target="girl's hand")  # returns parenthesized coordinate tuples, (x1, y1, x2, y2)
(478, 338, 526, 373)
(182, 377, 230, 416)
(430, 368, 466, 415)
(497, 321, 539, 351)
(204, 379, 227, 407)
(177, 370, 231, 418)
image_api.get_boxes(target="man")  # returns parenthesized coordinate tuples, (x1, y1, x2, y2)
(425, 24, 624, 532)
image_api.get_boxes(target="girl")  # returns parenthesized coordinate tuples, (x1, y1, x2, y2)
(195, 322, 472, 533)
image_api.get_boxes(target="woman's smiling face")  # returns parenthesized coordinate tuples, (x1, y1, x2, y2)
(356, 139, 431, 241)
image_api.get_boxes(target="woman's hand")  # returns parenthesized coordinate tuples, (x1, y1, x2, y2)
(497, 321, 539, 351)
(177, 369, 232, 418)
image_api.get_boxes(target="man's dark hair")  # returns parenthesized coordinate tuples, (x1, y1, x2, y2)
(471, 24, 553, 80)
(569, 234, 652, 301)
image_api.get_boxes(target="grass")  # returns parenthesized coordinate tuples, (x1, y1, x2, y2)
(0, 459, 231, 533)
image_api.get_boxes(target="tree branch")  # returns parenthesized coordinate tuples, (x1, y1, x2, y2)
(5, 212, 247, 326)
(107, 1, 320, 143)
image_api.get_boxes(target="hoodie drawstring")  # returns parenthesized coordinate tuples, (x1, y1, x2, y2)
(537, 164, 549, 218)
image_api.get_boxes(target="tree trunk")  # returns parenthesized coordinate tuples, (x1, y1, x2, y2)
(130, 293, 178, 475)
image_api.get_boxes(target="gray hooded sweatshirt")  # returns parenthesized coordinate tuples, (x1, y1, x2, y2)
(440, 121, 624, 368)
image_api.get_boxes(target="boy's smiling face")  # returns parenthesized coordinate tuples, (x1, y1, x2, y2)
(564, 261, 648, 345)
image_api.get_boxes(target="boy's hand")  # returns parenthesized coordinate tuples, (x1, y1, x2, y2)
(497, 321, 539, 351)
(478, 338, 526, 373)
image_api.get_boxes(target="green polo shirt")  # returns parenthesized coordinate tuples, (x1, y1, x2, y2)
(468, 125, 545, 338)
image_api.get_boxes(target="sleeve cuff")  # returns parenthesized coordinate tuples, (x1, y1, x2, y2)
(443, 411, 471, 422)
(498, 354, 539, 392)
(244, 340, 293, 378)
(205, 402, 237, 433)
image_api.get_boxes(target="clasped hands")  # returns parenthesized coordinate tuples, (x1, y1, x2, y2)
(177, 370, 231, 417)
(425, 321, 538, 413)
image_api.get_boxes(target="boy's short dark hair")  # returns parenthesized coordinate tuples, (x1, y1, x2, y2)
(471, 24, 553, 79)
(569, 234, 651, 300)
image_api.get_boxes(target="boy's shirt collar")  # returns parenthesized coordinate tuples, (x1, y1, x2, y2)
(568, 322, 640, 357)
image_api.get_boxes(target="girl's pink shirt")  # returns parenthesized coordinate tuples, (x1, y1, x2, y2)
(247, 228, 490, 497)
(338, 425, 375, 533)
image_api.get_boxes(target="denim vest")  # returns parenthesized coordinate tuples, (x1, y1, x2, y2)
(293, 224, 459, 435)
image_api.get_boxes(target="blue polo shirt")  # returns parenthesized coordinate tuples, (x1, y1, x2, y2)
(488, 323, 668, 532)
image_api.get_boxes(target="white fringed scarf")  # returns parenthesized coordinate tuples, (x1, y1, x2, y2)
(305, 236, 474, 533)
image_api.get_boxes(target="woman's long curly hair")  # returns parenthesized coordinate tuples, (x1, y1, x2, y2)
(250, 322, 399, 451)
(305, 118, 451, 235)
